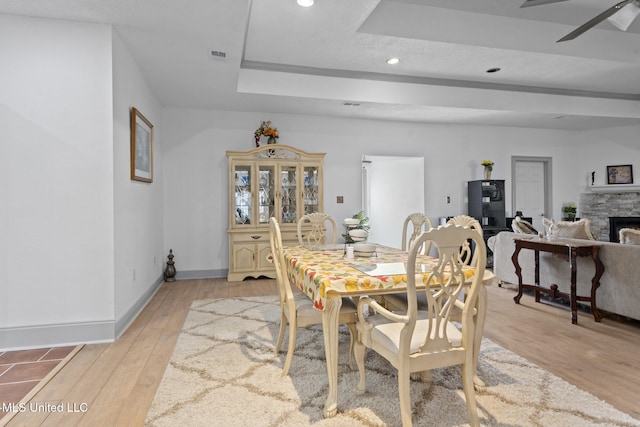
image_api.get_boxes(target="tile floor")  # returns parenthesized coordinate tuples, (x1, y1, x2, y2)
(0, 346, 76, 416)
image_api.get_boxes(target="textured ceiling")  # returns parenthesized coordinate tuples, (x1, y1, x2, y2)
(2, 0, 640, 130)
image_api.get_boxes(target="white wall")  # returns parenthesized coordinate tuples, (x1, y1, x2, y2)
(0, 15, 115, 348)
(0, 15, 166, 349)
(112, 32, 164, 332)
(163, 109, 637, 276)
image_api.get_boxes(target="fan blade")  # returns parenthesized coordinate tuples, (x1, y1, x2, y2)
(521, 0, 570, 8)
(557, 0, 634, 41)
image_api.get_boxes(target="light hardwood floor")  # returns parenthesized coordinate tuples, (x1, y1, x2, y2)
(5, 278, 640, 426)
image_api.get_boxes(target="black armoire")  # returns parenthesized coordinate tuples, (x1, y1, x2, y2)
(468, 180, 508, 267)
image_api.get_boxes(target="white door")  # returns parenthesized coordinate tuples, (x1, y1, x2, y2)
(362, 155, 425, 248)
(514, 160, 546, 232)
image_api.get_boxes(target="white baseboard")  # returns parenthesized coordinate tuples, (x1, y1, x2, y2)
(0, 274, 165, 351)
(175, 269, 227, 280)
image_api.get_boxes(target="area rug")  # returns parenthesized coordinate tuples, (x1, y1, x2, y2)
(145, 296, 639, 427)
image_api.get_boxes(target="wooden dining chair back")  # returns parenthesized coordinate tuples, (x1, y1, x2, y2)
(447, 215, 483, 267)
(297, 212, 338, 246)
(354, 224, 487, 426)
(270, 217, 357, 376)
(401, 212, 433, 254)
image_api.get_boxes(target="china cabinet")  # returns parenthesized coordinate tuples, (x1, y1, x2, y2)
(226, 145, 325, 281)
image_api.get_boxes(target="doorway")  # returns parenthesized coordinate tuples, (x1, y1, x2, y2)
(362, 155, 425, 248)
(511, 156, 552, 232)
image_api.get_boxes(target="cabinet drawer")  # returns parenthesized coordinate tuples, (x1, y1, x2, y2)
(230, 232, 268, 244)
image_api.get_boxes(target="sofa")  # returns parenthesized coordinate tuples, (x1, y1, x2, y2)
(489, 231, 640, 322)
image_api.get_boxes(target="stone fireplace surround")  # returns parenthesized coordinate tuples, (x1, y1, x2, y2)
(579, 191, 640, 241)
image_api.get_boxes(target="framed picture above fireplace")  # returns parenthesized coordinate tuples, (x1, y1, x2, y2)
(607, 164, 633, 185)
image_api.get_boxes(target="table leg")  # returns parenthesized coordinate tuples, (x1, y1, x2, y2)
(590, 246, 605, 322)
(534, 250, 541, 302)
(473, 285, 488, 392)
(322, 296, 342, 418)
(570, 248, 578, 324)
(513, 245, 524, 304)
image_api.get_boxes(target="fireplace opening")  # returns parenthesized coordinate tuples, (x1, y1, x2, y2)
(609, 217, 640, 242)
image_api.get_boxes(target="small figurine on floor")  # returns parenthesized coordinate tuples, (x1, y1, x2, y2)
(164, 249, 177, 282)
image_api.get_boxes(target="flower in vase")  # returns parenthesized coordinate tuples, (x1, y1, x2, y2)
(481, 160, 494, 171)
(254, 120, 279, 147)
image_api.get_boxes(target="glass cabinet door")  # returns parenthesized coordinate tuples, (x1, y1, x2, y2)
(233, 165, 252, 225)
(258, 165, 275, 225)
(303, 166, 319, 215)
(280, 165, 298, 224)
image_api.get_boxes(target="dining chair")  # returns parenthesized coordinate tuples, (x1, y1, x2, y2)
(270, 217, 357, 376)
(354, 224, 487, 427)
(376, 213, 433, 310)
(401, 212, 433, 254)
(446, 215, 483, 267)
(297, 212, 338, 246)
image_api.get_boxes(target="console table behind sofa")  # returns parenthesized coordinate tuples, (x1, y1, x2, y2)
(490, 231, 640, 322)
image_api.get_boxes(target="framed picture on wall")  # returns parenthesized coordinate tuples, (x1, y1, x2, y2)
(607, 164, 633, 185)
(131, 107, 154, 183)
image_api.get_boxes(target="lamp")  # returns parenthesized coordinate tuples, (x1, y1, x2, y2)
(608, 1, 640, 31)
(297, 0, 314, 7)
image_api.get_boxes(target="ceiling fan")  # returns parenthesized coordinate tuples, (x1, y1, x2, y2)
(521, 0, 640, 42)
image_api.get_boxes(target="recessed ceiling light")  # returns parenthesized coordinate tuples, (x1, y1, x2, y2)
(486, 67, 501, 73)
(297, 0, 314, 6)
(386, 58, 400, 65)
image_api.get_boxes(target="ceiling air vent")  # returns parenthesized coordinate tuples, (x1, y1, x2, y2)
(209, 50, 227, 61)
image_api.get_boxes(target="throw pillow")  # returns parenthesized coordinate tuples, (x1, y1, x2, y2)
(542, 218, 596, 240)
(619, 228, 640, 245)
(512, 216, 538, 235)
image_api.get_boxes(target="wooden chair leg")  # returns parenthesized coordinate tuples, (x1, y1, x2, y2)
(462, 361, 480, 427)
(274, 311, 286, 355)
(281, 319, 297, 377)
(346, 322, 357, 369)
(354, 341, 366, 395)
(398, 367, 413, 427)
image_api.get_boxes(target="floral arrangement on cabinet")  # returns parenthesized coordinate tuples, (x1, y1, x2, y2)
(254, 120, 279, 147)
(481, 159, 494, 171)
(481, 159, 494, 180)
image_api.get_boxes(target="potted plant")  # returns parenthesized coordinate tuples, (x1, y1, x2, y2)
(562, 202, 577, 221)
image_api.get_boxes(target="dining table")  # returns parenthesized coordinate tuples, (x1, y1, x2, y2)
(283, 243, 499, 418)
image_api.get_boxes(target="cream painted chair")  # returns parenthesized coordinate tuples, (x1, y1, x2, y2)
(447, 215, 483, 267)
(354, 225, 486, 427)
(377, 213, 433, 311)
(297, 212, 338, 246)
(401, 212, 433, 254)
(385, 215, 483, 313)
(270, 218, 357, 376)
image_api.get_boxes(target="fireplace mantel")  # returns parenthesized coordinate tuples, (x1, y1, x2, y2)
(586, 184, 640, 193)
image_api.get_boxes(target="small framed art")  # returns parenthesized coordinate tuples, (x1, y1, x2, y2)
(607, 164, 633, 185)
(131, 107, 154, 182)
